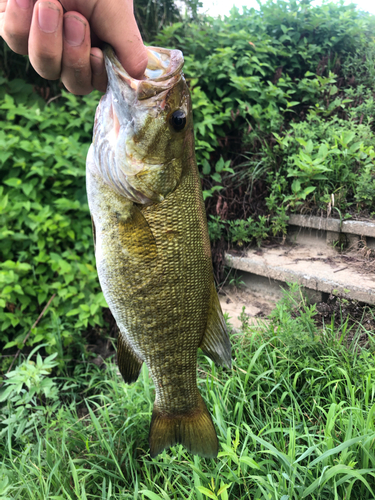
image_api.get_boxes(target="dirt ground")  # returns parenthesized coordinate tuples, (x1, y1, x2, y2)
(218, 285, 275, 330)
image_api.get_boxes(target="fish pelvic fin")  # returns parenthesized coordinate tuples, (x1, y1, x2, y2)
(149, 393, 218, 459)
(117, 333, 143, 384)
(199, 281, 232, 369)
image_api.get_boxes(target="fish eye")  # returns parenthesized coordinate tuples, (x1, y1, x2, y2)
(170, 110, 186, 132)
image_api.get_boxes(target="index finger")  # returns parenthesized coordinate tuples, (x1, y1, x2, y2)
(61, 0, 148, 79)
(1, 0, 34, 55)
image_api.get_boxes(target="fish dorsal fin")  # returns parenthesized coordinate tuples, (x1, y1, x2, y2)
(117, 332, 143, 384)
(199, 282, 232, 369)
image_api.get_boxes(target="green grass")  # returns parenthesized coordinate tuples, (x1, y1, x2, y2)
(1, 289, 375, 499)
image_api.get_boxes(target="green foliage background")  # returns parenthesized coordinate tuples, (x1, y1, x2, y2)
(1, 0, 375, 359)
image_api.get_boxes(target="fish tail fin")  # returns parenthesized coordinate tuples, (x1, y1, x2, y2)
(149, 393, 218, 458)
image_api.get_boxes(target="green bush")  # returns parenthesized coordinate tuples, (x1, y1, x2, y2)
(0, 80, 106, 356)
(155, 0, 375, 216)
(267, 113, 375, 210)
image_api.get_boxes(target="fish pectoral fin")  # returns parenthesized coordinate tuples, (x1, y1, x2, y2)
(118, 205, 157, 263)
(199, 281, 232, 369)
(117, 333, 143, 384)
(149, 393, 218, 458)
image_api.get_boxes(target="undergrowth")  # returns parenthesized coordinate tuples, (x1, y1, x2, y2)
(1, 286, 375, 499)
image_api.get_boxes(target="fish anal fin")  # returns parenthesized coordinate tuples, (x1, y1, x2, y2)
(117, 333, 143, 384)
(199, 282, 232, 369)
(149, 393, 218, 458)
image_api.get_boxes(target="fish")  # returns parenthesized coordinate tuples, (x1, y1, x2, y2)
(86, 45, 231, 458)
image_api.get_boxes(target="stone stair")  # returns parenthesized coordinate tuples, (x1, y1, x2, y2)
(224, 215, 375, 306)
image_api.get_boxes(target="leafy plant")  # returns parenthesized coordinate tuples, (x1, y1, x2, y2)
(155, 1, 375, 229)
(0, 84, 106, 357)
(0, 344, 59, 442)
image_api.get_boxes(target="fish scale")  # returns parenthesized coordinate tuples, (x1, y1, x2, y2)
(86, 45, 231, 458)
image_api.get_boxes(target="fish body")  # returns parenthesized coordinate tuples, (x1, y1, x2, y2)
(86, 46, 231, 458)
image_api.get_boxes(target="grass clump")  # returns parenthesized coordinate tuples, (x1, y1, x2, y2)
(1, 286, 375, 499)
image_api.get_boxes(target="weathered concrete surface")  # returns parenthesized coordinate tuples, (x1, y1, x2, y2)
(289, 214, 375, 238)
(289, 214, 341, 232)
(225, 244, 375, 305)
(342, 220, 375, 237)
(288, 226, 328, 248)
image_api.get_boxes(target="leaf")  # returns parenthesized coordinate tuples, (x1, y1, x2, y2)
(318, 143, 328, 158)
(349, 141, 362, 153)
(215, 157, 225, 172)
(291, 179, 301, 194)
(0, 385, 15, 402)
(329, 85, 338, 96)
(211, 173, 222, 183)
(4, 178, 22, 187)
(21, 183, 34, 197)
(202, 160, 211, 175)
(308, 436, 365, 467)
(239, 456, 261, 469)
(139, 491, 169, 500)
(287, 101, 300, 108)
(196, 487, 217, 500)
(342, 131, 355, 146)
(301, 186, 316, 199)
(66, 308, 81, 317)
(302, 465, 373, 498)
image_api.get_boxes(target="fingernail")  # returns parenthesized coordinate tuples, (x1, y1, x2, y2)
(16, 0, 30, 9)
(38, 2, 60, 33)
(64, 16, 85, 47)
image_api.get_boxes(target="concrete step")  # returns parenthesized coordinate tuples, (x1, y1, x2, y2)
(288, 214, 375, 250)
(288, 214, 375, 238)
(225, 214, 375, 306)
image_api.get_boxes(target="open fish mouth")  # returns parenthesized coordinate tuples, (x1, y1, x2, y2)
(104, 45, 185, 103)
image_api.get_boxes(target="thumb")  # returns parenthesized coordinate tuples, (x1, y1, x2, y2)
(75, 0, 148, 79)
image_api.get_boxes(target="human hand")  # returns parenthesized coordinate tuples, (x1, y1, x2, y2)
(0, 0, 148, 94)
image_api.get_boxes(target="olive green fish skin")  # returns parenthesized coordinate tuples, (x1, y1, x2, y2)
(88, 132, 210, 411)
(86, 46, 231, 457)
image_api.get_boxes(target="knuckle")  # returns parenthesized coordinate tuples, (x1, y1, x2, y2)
(129, 54, 148, 80)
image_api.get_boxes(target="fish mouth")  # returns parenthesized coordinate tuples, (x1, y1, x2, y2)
(104, 45, 184, 101)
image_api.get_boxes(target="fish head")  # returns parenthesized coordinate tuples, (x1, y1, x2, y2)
(93, 45, 192, 203)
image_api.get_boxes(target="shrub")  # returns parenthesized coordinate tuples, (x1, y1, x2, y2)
(155, 0, 375, 216)
(0, 81, 106, 357)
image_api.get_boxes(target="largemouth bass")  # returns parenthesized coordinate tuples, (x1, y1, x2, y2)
(86, 45, 231, 458)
